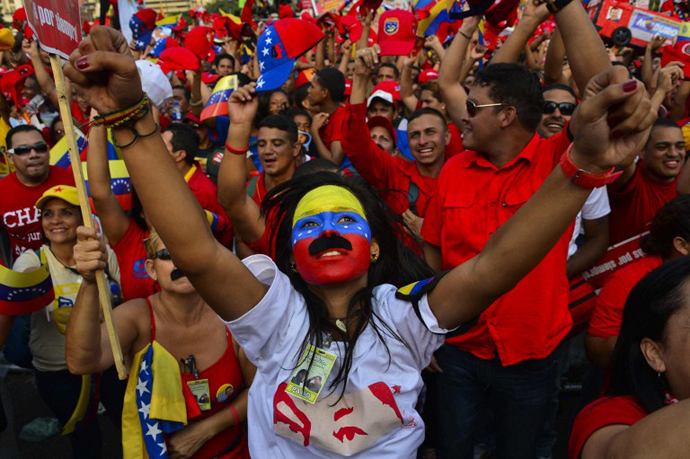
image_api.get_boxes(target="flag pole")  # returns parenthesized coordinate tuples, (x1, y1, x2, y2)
(48, 54, 128, 380)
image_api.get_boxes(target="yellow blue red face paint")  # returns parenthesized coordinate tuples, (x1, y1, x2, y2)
(291, 186, 372, 285)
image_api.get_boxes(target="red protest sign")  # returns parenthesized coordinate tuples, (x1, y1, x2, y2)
(23, 0, 82, 59)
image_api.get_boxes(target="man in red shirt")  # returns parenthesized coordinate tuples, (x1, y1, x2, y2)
(161, 124, 233, 247)
(421, 1, 614, 456)
(607, 118, 686, 246)
(342, 50, 446, 239)
(0, 125, 74, 261)
(218, 103, 301, 259)
(308, 67, 347, 165)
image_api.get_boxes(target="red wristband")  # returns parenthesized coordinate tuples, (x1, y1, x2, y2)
(229, 404, 238, 426)
(559, 144, 622, 189)
(225, 142, 250, 156)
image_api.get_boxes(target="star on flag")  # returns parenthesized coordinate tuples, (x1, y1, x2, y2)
(134, 344, 184, 458)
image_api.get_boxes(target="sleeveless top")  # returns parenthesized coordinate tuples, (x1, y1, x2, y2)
(145, 298, 250, 459)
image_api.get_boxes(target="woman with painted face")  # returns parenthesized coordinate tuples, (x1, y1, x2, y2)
(569, 257, 690, 458)
(67, 230, 254, 459)
(63, 26, 655, 458)
(12, 185, 123, 458)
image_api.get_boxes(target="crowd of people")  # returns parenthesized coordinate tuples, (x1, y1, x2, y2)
(0, 0, 688, 457)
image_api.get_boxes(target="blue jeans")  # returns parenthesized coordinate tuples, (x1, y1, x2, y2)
(433, 344, 563, 459)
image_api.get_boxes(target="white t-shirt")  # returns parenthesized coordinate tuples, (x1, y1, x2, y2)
(13, 244, 120, 372)
(227, 255, 450, 458)
(568, 187, 611, 259)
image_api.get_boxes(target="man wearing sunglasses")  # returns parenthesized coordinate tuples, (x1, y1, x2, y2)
(0, 125, 74, 261)
(424, 0, 621, 457)
(537, 84, 578, 139)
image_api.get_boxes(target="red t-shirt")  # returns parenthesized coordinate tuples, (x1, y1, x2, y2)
(588, 256, 663, 339)
(568, 396, 648, 459)
(112, 218, 157, 302)
(607, 161, 678, 246)
(0, 166, 75, 261)
(421, 131, 573, 365)
(250, 171, 269, 206)
(445, 123, 465, 161)
(319, 105, 347, 150)
(185, 165, 234, 248)
(342, 104, 439, 217)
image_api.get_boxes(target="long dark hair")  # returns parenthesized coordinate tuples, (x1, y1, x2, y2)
(261, 172, 434, 400)
(640, 195, 690, 260)
(607, 257, 690, 412)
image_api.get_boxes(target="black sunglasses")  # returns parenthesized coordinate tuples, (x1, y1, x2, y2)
(466, 100, 509, 118)
(8, 142, 49, 156)
(543, 101, 576, 116)
(152, 248, 173, 260)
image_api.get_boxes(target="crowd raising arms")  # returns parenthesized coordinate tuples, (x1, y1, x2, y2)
(54, 10, 659, 454)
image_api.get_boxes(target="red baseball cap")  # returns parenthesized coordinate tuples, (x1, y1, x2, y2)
(378, 10, 417, 56)
(367, 80, 401, 106)
(418, 69, 439, 83)
(368, 116, 397, 145)
(134, 9, 158, 31)
(295, 68, 316, 88)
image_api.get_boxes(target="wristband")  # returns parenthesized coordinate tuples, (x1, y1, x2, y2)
(559, 144, 622, 189)
(458, 29, 472, 40)
(229, 404, 238, 427)
(190, 98, 204, 107)
(225, 142, 250, 156)
(545, 0, 573, 14)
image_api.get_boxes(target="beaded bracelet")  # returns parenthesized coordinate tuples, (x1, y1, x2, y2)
(89, 94, 151, 129)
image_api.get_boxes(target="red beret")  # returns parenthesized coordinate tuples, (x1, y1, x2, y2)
(184, 26, 214, 61)
(158, 47, 200, 73)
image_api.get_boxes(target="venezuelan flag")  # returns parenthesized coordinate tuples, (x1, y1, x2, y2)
(0, 263, 54, 315)
(156, 14, 179, 27)
(677, 22, 690, 55)
(218, 8, 242, 24)
(50, 130, 88, 168)
(200, 75, 239, 121)
(417, 0, 453, 37)
(82, 160, 132, 211)
(122, 341, 187, 458)
(204, 209, 231, 232)
(681, 119, 690, 150)
(415, 0, 436, 7)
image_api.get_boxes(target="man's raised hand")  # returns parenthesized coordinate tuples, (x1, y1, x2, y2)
(227, 82, 259, 126)
(354, 44, 381, 78)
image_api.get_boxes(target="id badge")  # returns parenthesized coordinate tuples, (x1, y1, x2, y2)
(187, 379, 212, 411)
(285, 345, 337, 404)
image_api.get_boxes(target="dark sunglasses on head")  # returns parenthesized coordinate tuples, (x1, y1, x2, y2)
(8, 142, 49, 156)
(466, 100, 509, 118)
(152, 248, 173, 260)
(543, 101, 576, 116)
